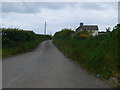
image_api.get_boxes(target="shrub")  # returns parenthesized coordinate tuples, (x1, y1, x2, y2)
(53, 24, 119, 81)
(2, 28, 51, 58)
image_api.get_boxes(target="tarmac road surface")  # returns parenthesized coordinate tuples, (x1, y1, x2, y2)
(3, 40, 110, 88)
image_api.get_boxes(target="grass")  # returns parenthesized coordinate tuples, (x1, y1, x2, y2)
(2, 40, 42, 58)
(53, 24, 120, 87)
(2, 28, 51, 58)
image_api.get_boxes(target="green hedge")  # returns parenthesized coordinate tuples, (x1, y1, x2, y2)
(2, 28, 52, 58)
(53, 24, 120, 81)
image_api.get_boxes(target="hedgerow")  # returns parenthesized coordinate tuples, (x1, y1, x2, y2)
(2, 28, 51, 58)
(53, 24, 120, 84)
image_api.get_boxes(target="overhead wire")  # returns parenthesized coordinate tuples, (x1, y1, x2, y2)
(20, 0, 47, 34)
(20, 0, 45, 21)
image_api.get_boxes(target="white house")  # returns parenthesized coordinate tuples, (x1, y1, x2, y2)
(76, 23, 99, 36)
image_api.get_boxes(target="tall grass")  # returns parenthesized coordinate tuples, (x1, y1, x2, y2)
(53, 25, 119, 82)
(2, 28, 51, 58)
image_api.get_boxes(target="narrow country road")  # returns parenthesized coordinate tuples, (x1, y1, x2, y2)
(3, 40, 110, 88)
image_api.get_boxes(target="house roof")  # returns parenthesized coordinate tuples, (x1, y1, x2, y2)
(76, 25, 99, 31)
(98, 31, 106, 33)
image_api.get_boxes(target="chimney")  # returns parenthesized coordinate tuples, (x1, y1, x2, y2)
(80, 23, 83, 26)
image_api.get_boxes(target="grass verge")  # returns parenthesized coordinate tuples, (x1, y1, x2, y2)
(2, 28, 51, 58)
(53, 24, 120, 88)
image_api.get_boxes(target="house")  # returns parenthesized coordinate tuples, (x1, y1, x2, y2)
(98, 31, 106, 35)
(76, 23, 99, 36)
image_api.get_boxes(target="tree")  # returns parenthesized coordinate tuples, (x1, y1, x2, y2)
(106, 27, 111, 32)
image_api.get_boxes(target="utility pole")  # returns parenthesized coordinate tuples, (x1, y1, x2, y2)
(50, 32, 52, 36)
(44, 21, 46, 35)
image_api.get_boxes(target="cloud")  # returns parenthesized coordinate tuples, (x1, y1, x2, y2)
(2, 2, 40, 13)
(1, 2, 118, 35)
(2, 2, 73, 13)
(2, 2, 117, 13)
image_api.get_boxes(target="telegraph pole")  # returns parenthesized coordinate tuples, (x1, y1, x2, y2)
(44, 21, 46, 35)
(50, 32, 52, 36)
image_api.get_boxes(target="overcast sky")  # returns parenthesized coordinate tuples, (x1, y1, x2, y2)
(1, 2, 118, 35)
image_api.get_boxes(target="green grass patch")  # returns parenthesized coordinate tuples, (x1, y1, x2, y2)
(53, 25, 120, 84)
(2, 28, 52, 58)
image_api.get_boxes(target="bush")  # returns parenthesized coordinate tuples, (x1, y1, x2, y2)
(2, 28, 52, 58)
(53, 24, 119, 81)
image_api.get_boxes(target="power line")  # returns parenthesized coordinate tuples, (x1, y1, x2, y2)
(21, 0, 44, 21)
(20, 1, 48, 35)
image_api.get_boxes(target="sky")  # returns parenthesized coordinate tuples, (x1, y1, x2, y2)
(1, 2, 118, 35)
